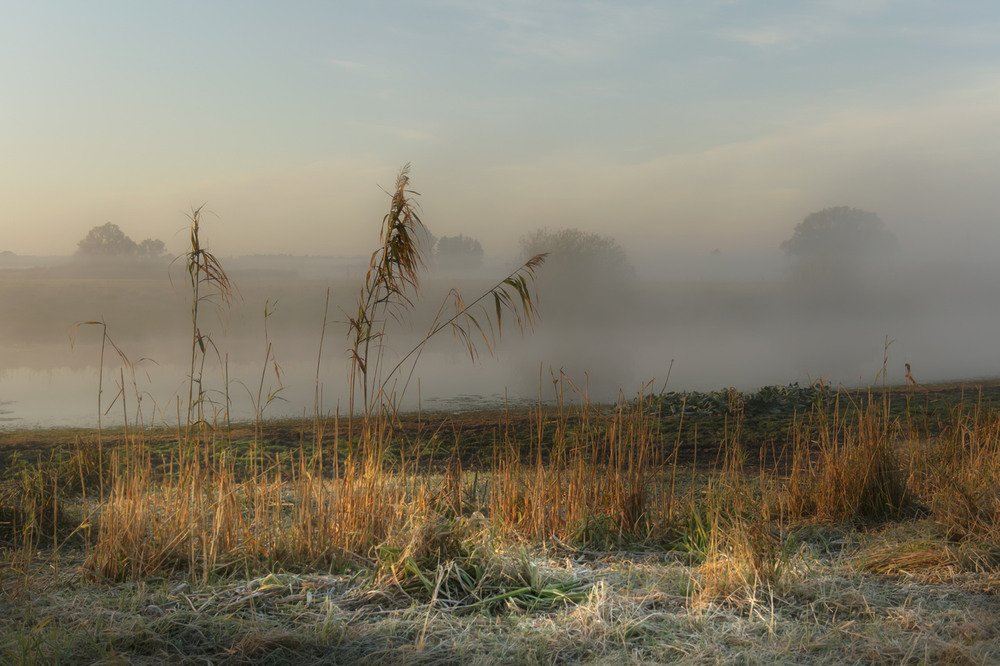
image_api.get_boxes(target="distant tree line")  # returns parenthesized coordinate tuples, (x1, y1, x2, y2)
(76, 222, 167, 259)
(422, 227, 631, 279)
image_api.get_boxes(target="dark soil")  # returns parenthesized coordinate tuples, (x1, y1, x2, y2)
(2, 381, 998, 480)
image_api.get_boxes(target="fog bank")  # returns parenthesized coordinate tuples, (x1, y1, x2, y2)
(2, 243, 998, 429)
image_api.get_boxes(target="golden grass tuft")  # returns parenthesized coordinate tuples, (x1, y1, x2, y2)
(785, 397, 911, 521)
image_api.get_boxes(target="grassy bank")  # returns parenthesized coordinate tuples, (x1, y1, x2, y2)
(2, 381, 1000, 664)
(4, 170, 999, 663)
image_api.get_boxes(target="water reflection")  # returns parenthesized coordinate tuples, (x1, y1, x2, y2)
(0, 350, 541, 430)
(4, 259, 1000, 430)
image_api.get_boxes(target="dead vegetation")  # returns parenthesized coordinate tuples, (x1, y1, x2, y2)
(2, 166, 1000, 663)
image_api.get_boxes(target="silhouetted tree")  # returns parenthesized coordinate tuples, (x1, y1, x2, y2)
(435, 234, 484, 270)
(137, 238, 167, 258)
(781, 207, 896, 263)
(782, 207, 899, 307)
(514, 229, 637, 387)
(516, 227, 634, 327)
(76, 223, 138, 257)
(76, 223, 166, 259)
(519, 228, 633, 282)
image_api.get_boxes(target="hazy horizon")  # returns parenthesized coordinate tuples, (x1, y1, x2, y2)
(3, 245, 1000, 430)
(3, 2, 1000, 428)
(2, 2, 1000, 264)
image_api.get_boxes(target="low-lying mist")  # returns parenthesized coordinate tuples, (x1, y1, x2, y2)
(2, 245, 998, 429)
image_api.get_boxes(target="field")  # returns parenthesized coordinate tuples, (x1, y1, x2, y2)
(4, 180, 1000, 664)
(2, 379, 1000, 665)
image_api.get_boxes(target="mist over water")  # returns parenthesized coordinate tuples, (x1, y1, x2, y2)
(2, 246, 999, 430)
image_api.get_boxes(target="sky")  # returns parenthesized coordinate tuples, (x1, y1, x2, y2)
(3, 1, 1000, 264)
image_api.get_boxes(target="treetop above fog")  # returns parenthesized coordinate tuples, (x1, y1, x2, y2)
(519, 228, 633, 280)
(76, 222, 167, 259)
(435, 234, 484, 270)
(781, 207, 897, 261)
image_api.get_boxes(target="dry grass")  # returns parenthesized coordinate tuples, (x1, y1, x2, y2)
(5, 391, 1000, 663)
(3, 167, 1000, 662)
(785, 393, 911, 522)
(4, 533, 999, 665)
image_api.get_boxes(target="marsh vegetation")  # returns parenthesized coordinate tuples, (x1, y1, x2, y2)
(2, 169, 1000, 664)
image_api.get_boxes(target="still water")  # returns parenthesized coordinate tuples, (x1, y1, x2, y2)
(6, 312, 997, 431)
(0, 341, 536, 430)
(5, 261, 1000, 430)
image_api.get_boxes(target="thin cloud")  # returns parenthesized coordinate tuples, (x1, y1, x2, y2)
(434, 71, 1000, 257)
(717, 26, 802, 48)
(710, 2, 898, 49)
(350, 122, 432, 142)
(329, 58, 386, 77)
(331, 59, 369, 71)
(437, 0, 682, 63)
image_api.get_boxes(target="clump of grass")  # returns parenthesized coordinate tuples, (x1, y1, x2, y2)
(913, 407, 1000, 543)
(692, 516, 789, 605)
(485, 377, 669, 549)
(681, 424, 794, 603)
(377, 511, 589, 613)
(786, 394, 911, 522)
(0, 442, 106, 553)
(0, 464, 67, 551)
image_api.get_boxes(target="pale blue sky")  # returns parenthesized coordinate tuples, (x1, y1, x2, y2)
(3, 1, 999, 263)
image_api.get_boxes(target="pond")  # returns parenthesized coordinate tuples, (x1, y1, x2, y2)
(4, 265, 1000, 430)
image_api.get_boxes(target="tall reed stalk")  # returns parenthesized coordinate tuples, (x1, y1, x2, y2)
(178, 205, 237, 444)
(347, 164, 547, 439)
